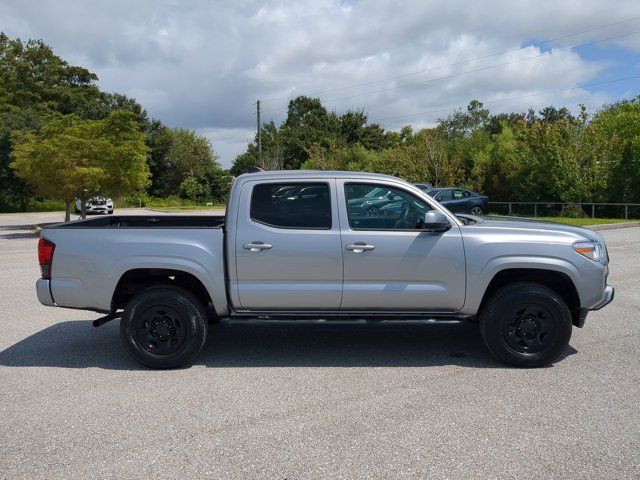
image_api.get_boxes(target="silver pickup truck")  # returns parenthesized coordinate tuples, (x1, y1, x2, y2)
(36, 170, 614, 368)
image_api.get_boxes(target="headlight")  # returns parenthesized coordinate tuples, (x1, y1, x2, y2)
(572, 240, 602, 261)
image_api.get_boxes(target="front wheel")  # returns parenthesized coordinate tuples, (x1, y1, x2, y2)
(120, 285, 208, 368)
(479, 282, 572, 367)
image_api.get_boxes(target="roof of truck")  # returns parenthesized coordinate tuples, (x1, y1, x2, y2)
(236, 170, 407, 183)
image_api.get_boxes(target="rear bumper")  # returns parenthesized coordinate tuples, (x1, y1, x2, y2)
(591, 284, 615, 311)
(36, 278, 55, 306)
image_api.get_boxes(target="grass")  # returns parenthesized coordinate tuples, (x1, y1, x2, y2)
(492, 216, 635, 227)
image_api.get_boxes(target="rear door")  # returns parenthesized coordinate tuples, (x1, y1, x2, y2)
(338, 180, 466, 311)
(233, 179, 343, 310)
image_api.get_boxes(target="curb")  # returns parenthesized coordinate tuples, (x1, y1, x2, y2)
(589, 221, 640, 231)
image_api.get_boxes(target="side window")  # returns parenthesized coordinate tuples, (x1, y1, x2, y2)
(250, 182, 331, 229)
(435, 189, 452, 201)
(453, 189, 470, 199)
(345, 183, 431, 230)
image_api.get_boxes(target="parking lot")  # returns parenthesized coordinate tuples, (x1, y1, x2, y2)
(0, 211, 639, 479)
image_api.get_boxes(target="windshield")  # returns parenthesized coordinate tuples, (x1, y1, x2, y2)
(427, 189, 440, 197)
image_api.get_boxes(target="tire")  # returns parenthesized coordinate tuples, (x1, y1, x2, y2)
(479, 282, 572, 367)
(470, 205, 483, 215)
(120, 285, 208, 369)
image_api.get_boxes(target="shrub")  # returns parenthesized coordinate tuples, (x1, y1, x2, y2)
(28, 198, 66, 212)
(560, 204, 586, 218)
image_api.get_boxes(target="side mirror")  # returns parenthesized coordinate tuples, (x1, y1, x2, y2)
(422, 211, 451, 232)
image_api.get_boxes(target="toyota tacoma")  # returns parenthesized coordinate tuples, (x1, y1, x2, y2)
(36, 170, 614, 368)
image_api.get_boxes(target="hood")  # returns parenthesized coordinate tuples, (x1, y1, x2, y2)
(460, 215, 599, 242)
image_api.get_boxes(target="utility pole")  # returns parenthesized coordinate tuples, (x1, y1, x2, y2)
(256, 99, 262, 165)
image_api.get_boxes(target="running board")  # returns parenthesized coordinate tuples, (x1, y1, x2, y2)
(228, 311, 470, 321)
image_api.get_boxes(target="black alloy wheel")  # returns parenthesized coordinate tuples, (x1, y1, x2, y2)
(120, 285, 208, 369)
(135, 305, 188, 355)
(503, 304, 555, 354)
(479, 282, 572, 367)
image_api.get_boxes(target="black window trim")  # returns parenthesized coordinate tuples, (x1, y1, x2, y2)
(249, 181, 333, 230)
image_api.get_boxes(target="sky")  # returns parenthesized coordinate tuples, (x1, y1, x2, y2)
(2, 0, 640, 168)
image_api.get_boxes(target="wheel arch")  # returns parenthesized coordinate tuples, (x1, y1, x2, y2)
(112, 268, 214, 313)
(478, 268, 582, 327)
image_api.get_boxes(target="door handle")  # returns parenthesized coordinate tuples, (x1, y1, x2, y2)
(243, 241, 273, 252)
(345, 242, 375, 253)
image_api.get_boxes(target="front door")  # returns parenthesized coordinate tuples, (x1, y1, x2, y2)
(338, 181, 466, 311)
(234, 179, 343, 310)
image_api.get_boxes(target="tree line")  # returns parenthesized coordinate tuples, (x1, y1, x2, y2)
(2, 32, 639, 219)
(0, 33, 230, 218)
(235, 96, 640, 205)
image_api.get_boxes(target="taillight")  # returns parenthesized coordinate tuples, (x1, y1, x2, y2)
(38, 237, 55, 279)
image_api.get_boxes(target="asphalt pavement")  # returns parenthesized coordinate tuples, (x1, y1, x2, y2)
(0, 211, 638, 479)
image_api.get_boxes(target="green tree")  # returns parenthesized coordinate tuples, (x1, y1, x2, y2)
(591, 98, 640, 202)
(472, 124, 522, 200)
(10, 110, 149, 220)
(439, 100, 490, 139)
(0, 32, 170, 211)
(280, 96, 340, 169)
(156, 128, 219, 196)
(230, 151, 257, 177)
(179, 176, 206, 204)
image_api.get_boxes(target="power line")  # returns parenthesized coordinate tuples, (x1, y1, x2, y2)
(370, 74, 640, 124)
(259, 15, 640, 105)
(256, 29, 640, 116)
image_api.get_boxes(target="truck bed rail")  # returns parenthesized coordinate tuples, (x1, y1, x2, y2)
(46, 215, 225, 229)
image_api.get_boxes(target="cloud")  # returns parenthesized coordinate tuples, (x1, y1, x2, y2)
(1, 0, 639, 167)
(197, 127, 255, 168)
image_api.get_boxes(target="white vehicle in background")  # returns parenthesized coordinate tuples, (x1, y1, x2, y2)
(74, 196, 114, 215)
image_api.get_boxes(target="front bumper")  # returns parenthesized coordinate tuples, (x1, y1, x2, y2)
(591, 284, 615, 310)
(36, 278, 55, 306)
(86, 206, 112, 214)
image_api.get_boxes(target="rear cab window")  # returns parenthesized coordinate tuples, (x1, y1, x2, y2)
(250, 182, 332, 229)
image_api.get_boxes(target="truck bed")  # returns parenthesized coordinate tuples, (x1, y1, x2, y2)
(39, 216, 228, 314)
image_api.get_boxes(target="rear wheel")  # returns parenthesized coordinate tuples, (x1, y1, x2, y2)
(470, 205, 483, 215)
(120, 285, 208, 368)
(479, 282, 572, 367)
